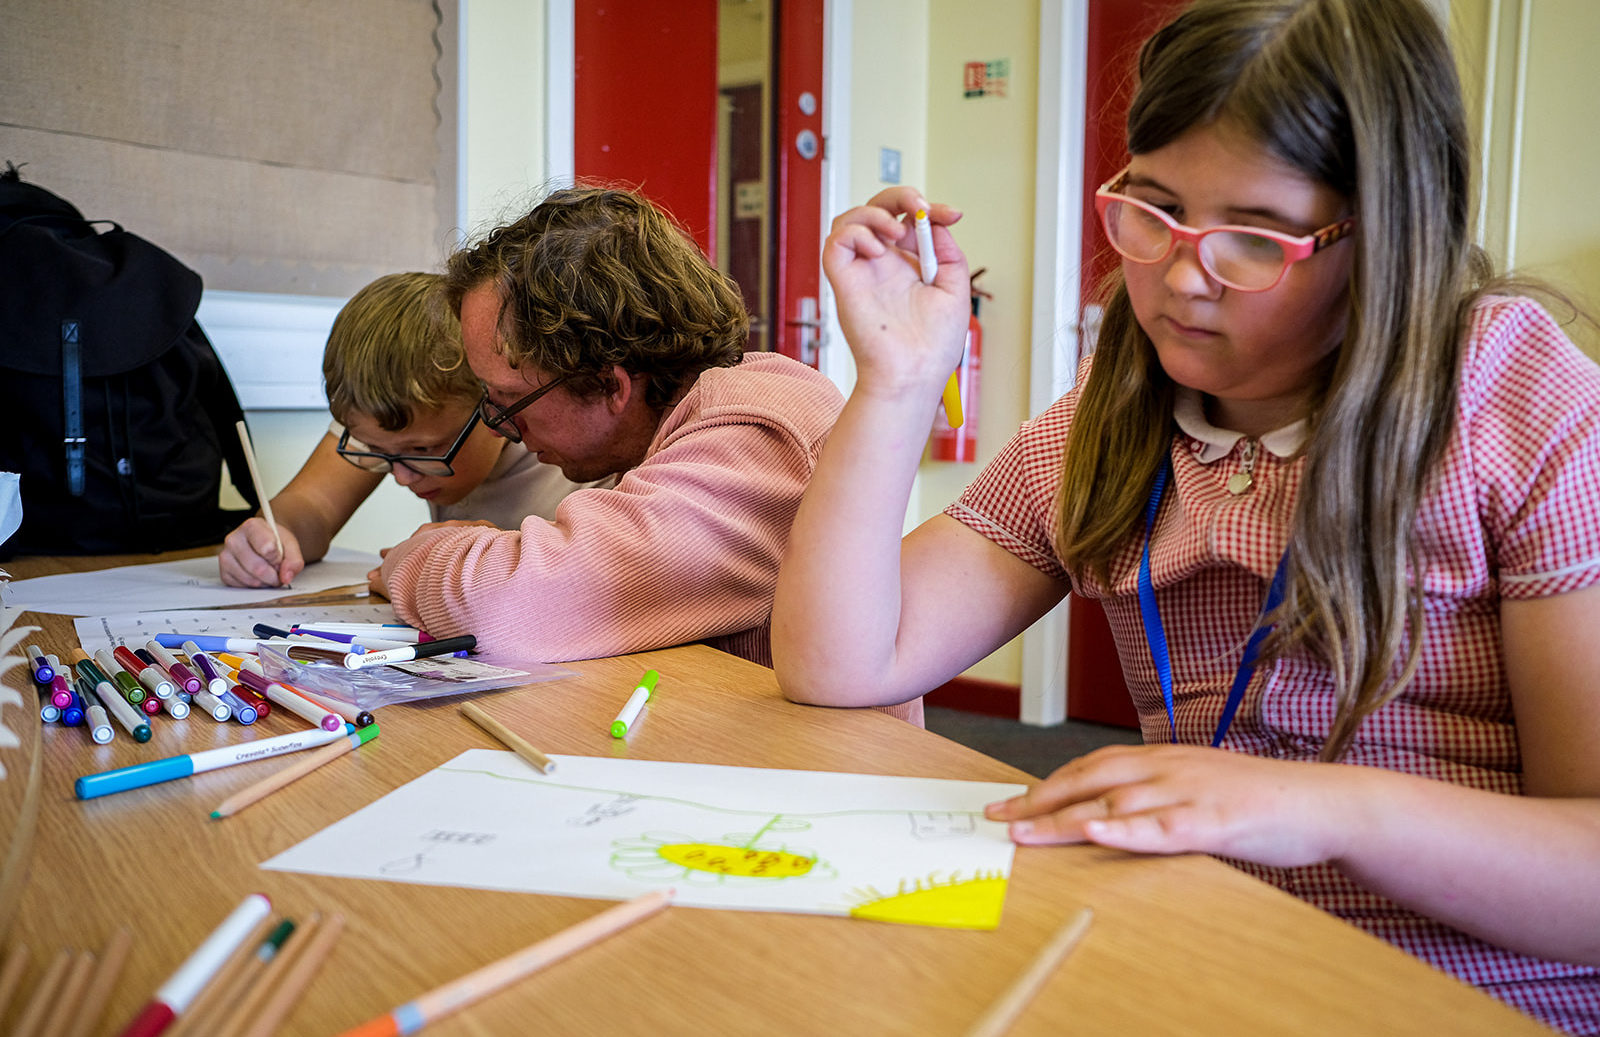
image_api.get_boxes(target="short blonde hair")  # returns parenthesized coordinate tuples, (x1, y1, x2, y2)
(323, 272, 475, 431)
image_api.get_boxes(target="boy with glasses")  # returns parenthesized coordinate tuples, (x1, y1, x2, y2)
(218, 272, 601, 588)
(371, 188, 872, 695)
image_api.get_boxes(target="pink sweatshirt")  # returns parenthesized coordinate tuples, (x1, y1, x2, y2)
(385, 351, 835, 666)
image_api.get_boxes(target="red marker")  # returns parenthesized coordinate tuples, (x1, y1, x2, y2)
(118, 893, 272, 1037)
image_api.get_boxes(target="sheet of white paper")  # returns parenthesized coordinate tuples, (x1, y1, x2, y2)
(265, 750, 1025, 929)
(73, 603, 403, 657)
(1, 547, 381, 616)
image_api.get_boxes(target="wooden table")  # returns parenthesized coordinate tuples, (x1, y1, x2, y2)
(0, 552, 1552, 1035)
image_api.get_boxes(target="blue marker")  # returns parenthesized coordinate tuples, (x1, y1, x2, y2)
(155, 633, 259, 654)
(74, 724, 354, 800)
(61, 692, 85, 727)
(217, 688, 259, 725)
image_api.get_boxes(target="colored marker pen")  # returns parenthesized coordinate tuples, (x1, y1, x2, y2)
(233, 668, 341, 732)
(95, 649, 147, 705)
(46, 673, 74, 709)
(93, 678, 151, 743)
(218, 687, 258, 725)
(156, 632, 260, 654)
(611, 669, 660, 738)
(61, 692, 85, 727)
(39, 701, 61, 724)
(913, 207, 965, 429)
(181, 641, 231, 695)
(342, 634, 476, 669)
(291, 627, 408, 651)
(115, 645, 175, 699)
(294, 621, 426, 643)
(76, 679, 115, 744)
(146, 640, 203, 695)
(161, 693, 191, 720)
(192, 688, 232, 722)
(26, 644, 54, 684)
(75, 726, 351, 799)
(138, 695, 164, 717)
(237, 687, 272, 719)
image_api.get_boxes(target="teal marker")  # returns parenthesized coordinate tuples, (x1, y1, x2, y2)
(610, 669, 660, 738)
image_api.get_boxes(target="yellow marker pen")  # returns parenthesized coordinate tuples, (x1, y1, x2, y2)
(915, 208, 964, 428)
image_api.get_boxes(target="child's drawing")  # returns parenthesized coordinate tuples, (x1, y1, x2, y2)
(265, 750, 1025, 929)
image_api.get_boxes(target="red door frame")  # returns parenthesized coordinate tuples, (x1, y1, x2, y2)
(573, 2, 720, 256)
(1066, 0, 1190, 728)
(771, 0, 825, 364)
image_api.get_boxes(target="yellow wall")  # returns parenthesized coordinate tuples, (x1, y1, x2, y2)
(921, 0, 1040, 685)
(1451, 0, 1600, 357)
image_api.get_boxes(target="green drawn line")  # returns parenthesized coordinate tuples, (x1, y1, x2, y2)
(438, 766, 988, 824)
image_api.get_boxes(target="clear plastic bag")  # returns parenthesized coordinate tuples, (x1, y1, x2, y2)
(256, 642, 573, 710)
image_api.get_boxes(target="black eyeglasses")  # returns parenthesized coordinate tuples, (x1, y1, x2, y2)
(335, 411, 480, 477)
(476, 374, 570, 444)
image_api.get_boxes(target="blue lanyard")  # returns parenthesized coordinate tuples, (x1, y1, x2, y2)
(1137, 459, 1290, 746)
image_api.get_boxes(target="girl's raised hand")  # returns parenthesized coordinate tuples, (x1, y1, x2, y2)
(984, 744, 1360, 870)
(823, 186, 969, 395)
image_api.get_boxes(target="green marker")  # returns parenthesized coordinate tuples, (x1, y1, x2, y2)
(610, 669, 660, 738)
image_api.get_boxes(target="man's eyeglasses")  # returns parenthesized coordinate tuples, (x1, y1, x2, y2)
(1094, 168, 1355, 292)
(476, 374, 570, 444)
(335, 411, 480, 477)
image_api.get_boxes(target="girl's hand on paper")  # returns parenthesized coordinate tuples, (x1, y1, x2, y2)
(823, 186, 969, 399)
(984, 744, 1357, 869)
(219, 516, 305, 588)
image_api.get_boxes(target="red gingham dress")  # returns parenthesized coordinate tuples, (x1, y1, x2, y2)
(947, 296, 1600, 1033)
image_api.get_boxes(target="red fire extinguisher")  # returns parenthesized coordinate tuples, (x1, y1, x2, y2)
(930, 269, 990, 462)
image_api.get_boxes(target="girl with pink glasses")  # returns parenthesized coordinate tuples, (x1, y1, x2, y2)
(773, 0, 1600, 1030)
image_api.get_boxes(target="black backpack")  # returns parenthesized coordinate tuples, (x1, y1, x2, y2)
(0, 164, 259, 558)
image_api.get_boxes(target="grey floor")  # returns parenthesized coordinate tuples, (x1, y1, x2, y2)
(924, 706, 1143, 780)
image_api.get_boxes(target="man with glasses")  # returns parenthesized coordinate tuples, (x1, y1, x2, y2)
(218, 272, 603, 588)
(370, 188, 849, 672)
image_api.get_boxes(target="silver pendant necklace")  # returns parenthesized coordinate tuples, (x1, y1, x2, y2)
(1226, 438, 1258, 495)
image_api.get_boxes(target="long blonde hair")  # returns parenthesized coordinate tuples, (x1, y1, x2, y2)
(1059, 0, 1483, 760)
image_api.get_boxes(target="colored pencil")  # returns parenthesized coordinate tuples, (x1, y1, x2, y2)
(234, 912, 344, 1037)
(235, 419, 285, 585)
(211, 724, 379, 819)
(12, 946, 72, 1037)
(460, 702, 553, 774)
(170, 917, 283, 1037)
(333, 890, 672, 1037)
(63, 928, 132, 1037)
(0, 943, 30, 1024)
(39, 949, 96, 1037)
(212, 914, 321, 1037)
(963, 907, 1093, 1037)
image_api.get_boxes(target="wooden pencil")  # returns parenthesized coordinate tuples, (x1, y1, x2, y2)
(37, 949, 94, 1037)
(214, 913, 321, 1037)
(0, 943, 30, 1025)
(63, 929, 132, 1037)
(211, 724, 379, 819)
(234, 419, 285, 581)
(11, 946, 72, 1037)
(168, 915, 276, 1037)
(460, 701, 555, 774)
(334, 889, 672, 1037)
(963, 907, 1093, 1037)
(235, 912, 344, 1037)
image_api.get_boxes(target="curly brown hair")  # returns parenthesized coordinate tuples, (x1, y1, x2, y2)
(441, 187, 749, 411)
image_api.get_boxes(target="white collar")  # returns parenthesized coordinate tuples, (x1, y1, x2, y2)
(1173, 388, 1308, 463)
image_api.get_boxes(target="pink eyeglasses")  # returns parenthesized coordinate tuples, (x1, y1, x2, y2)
(1095, 168, 1355, 292)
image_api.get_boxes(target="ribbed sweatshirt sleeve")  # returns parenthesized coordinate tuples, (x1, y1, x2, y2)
(382, 354, 842, 664)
